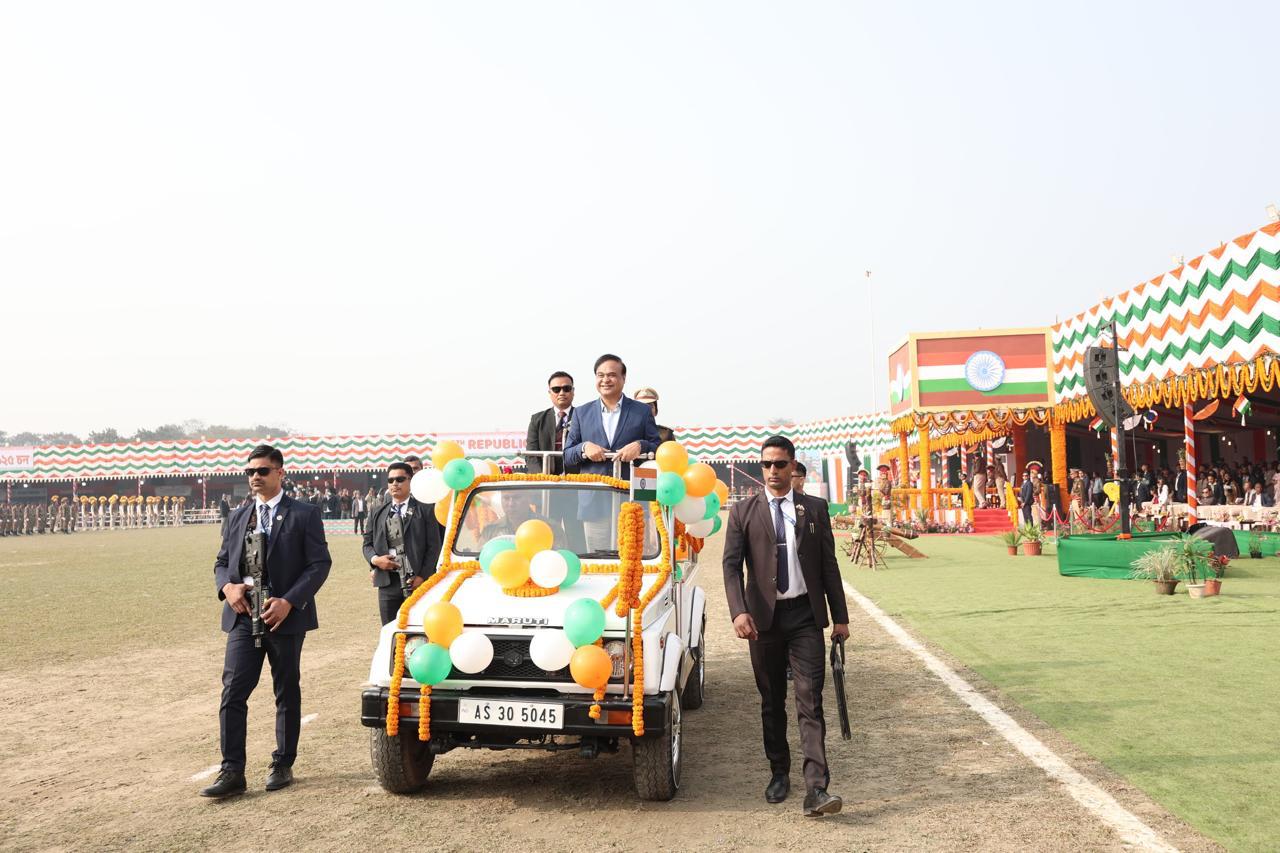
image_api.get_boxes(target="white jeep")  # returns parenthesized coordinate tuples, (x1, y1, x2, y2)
(360, 471, 707, 800)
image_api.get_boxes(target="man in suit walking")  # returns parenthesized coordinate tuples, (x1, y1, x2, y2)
(363, 462, 443, 625)
(722, 434, 849, 817)
(563, 354, 660, 550)
(201, 445, 332, 798)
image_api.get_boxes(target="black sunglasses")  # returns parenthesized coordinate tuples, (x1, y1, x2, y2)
(244, 466, 278, 478)
(387, 476, 409, 484)
(549, 385, 574, 393)
(760, 460, 792, 470)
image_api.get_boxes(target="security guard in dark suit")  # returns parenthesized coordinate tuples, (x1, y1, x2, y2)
(362, 462, 442, 625)
(201, 445, 332, 798)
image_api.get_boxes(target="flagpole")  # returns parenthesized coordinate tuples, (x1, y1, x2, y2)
(866, 270, 878, 411)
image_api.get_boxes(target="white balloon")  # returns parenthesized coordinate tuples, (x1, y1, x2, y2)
(674, 495, 707, 525)
(449, 631, 494, 674)
(529, 550, 569, 588)
(528, 629, 575, 671)
(470, 458, 491, 480)
(687, 517, 715, 538)
(411, 469, 451, 503)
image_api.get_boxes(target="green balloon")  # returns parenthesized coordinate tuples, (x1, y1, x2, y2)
(710, 515, 722, 536)
(702, 492, 721, 520)
(656, 471, 686, 506)
(564, 598, 606, 647)
(479, 537, 517, 573)
(407, 641, 453, 685)
(557, 549, 582, 588)
(443, 458, 475, 491)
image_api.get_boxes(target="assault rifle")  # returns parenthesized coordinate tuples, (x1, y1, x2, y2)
(385, 511, 414, 598)
(243, 530, 270, 648)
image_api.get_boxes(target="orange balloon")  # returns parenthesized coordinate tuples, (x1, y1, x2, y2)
(682, 462, 716, 498)
(434, 496, 452, 527)
(422, 602, 464, 648)
(515, 519, 554, 556)
(490, 550, 530, 589)
(570, 644, 613, 689)
(655, 440, 689, 473)
(432, 440, 465, 471)
(713, 480, 729, 507)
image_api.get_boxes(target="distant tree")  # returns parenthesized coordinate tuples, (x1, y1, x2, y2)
(40, 432, 82, 445)
(767, 417, 792, 429)
(89, 428, 124, 444)
(9, 432, 42, 445)
(132, 424, 187, 441)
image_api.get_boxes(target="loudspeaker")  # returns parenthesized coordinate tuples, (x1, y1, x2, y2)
(1084, 346, 1133, 428)
(844, 441, 860, 475)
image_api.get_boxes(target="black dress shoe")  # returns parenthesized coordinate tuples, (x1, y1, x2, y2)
(265, 764, 293, 791)
(765, 775, 790, 804)
(802, 787, 843, 817)
(199, 770, 246, 798)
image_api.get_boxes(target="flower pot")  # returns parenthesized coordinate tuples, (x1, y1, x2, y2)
(1006, 546, 1018, 556)
(1153, 579, 1179, 595)
(1250, 551, 1262, 559)
(1203, 578, 1221, 596)
(1021, 542, 1042, 556)
(1187, 583, 1206, 599)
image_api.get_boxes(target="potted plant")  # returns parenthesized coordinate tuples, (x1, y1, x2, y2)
(1203, 554, 1227, 596)
(1129, 545, 1181, 594)
(1174, 534, 1212, 599)
(1248, 532, 1263, 559)
(1019, 523, 1044, 556)
(1000, 529, 1022, 555)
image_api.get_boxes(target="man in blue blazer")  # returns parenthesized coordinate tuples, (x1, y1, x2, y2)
(200, 445, 332, 798)
(563, 354, 660, 548)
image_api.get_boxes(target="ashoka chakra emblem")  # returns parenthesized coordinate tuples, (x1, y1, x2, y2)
(964, 350, 1005, 392)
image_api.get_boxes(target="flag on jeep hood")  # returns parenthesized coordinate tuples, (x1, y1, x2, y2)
(632, 467, 659, 502)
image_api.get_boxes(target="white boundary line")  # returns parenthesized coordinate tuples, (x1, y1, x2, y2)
(191, 714, 320, 781)
(842, 580, 1178, 853)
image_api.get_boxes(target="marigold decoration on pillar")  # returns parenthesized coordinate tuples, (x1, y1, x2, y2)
(1184, 404, 1198, 525)
(916, 428, 931, 513)
(897, 432, 910, 487)
(1050, 420, 1068, 504)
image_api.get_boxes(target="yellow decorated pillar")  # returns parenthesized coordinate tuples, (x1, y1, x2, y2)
(916, 427, 932, 516)
(897, 432, 910, 487)
(1050, 419, 1068, 514)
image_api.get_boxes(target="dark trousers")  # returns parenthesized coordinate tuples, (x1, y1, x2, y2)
(378, 589, 406, 626)
(748, 597, 829, 791)
(219, 614, 307, 773)
(354, 513, 366, 535)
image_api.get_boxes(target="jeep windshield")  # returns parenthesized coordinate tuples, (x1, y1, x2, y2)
(453, 485, 661, 560)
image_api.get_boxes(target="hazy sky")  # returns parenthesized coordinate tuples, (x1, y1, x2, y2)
(3, 2, 1277, 438)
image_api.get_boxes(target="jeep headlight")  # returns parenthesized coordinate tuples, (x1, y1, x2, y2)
(404, 634, 427, 656)
(604, 640, 626, 679)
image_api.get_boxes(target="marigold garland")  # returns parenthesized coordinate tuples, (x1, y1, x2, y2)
(387, 633, 408, 736)
(631, 608, 645, 735)
(419, 684, 432, 741)
(615, 502, 645, 616)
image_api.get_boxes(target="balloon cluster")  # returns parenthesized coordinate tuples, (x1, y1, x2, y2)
(653, 440, 727, 538)
(406, 600, 496, 685)
(527, 598, 613, 691)
(479, 519, 583, 591)
(410, 440, 502, 525)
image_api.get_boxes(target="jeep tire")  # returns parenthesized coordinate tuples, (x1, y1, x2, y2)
(680, 616, 706, 711)
(370, 727, 435, 794)
(632, 694, 681, 801)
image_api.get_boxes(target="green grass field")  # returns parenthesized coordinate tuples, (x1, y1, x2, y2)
(839, 533, 1280, 852)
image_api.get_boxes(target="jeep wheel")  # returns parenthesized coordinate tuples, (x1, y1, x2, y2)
(632, 694, 681, 801)
(370, 727, 434, 794)
(681, 617, 706, 711)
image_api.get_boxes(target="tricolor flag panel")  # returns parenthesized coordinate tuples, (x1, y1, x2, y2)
(914, 332, 1052, 410)
(632, 467, 659, 502)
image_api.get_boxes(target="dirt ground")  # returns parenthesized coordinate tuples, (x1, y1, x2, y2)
(0, 530, 1220, 852)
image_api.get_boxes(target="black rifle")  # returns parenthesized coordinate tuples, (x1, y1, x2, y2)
(830, 636, 851, 740)
(243, 530, 270, 649)
(385, 511, 414, 598)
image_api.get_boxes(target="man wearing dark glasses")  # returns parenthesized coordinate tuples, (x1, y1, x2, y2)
(203, 445, 332, 798)
(362, 462, 442, 625)
(722, 435, 849, 817)
(524, 371, 577, 475)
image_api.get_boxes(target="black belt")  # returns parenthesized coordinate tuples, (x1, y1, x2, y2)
(775, 596, 809, 609)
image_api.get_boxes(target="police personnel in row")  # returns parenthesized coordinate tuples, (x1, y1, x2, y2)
(201, 445, 332, 798)
(362, 462, 442, 625)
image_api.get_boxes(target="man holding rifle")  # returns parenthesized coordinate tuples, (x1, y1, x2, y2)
(202, 445, 332, 798)
(363, 462, 442, 625)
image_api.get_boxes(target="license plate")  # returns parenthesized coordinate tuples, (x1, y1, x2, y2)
(457, 698, 563, 730)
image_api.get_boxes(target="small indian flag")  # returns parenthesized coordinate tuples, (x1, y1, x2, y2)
(632, 466, 660, 502)
(1089, 416, 1105, 432)
(1232, 395, 1252, 425)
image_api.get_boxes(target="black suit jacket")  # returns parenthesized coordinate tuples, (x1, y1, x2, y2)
(214, 496, 332, 634)
(722, 492, 849, 632)
(361, 497, 442, 590)
(1173, 471, 1187, 502)
(524, 408, 580, 475)
(1212, 483, 1226, 505)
